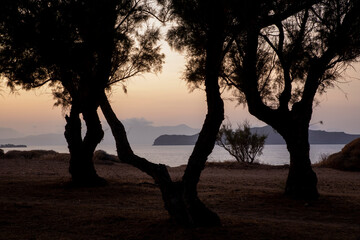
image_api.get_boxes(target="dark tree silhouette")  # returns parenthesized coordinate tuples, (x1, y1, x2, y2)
(221, 0, 360, 199)
(0, 0, 106, 184)
(167, 0, 326, 200)
(1, 0, 225, 226)
(101, 0, 320, 226)
(1, 0, 337, 226)
(97, 0, 227, 226)
(0, 0, 164, 185)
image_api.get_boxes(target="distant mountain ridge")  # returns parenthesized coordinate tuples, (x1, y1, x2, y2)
(0, 133, 66, 146)
(2, 123, 359, 147)
(153, 126, 360, 145)
(0, 119, 200, 146)
(0, 127, 23, 139)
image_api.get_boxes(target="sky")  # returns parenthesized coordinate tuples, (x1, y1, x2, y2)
(1, 42, 360, 136)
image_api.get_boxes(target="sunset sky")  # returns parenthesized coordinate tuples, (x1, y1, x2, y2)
(1, 42, 360, 136)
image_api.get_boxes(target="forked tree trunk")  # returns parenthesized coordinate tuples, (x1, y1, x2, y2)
(65, 102, 105, 186)
(100, 93, 221, 227)
(283, 128, 318, 200)
(98, 3, 224, 226)
(240, 13, 320, 200)
(99, 19, 225, 225)
(179, 19, 225, 226)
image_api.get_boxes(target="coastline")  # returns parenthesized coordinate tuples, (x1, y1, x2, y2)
(0, 144, 344, 167)
(0, 144, 27, 148)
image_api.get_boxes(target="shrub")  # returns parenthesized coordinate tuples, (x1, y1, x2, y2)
(0, 149, 4, 158)
(315, 138, 360, 171)
(93, 150, 119, 164)
(216, 121, 267, 163)
(4, 150, 58, 159)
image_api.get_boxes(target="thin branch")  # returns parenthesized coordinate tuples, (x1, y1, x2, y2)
(221, 37, 235, 61)
(115, 0, 141, 32)
(107, 70, 141, 86)
(260, 33, 280, 56)
(30, 78, 53, 88)
(259, 0, 321, 28)
(259, 53, 277, 94)
(142, 9, 167, 24)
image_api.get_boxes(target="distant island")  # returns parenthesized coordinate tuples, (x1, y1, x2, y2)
(0, 144, 27, 148)
(153, 126, 360, 145)
(153, 134, 199, 145)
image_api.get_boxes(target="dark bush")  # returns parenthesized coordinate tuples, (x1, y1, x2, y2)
(93, 150, 119, 164)
(217, 121, 267, 164)
(315, 138, 360, 171)
(4, 150, 58, 159)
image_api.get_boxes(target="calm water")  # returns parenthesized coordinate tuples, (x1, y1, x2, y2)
(2, 144, 344, 167)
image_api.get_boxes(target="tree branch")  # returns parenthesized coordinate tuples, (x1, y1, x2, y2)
(30, 78, 53, 88)
(115, 0, 141, 32)
(259, 0, 320, 28)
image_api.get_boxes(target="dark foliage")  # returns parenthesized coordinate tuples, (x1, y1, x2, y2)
(168, 0, 360, 200)
(217, 121, 267, 163)
(223, 0, 360, 199)
(0, 0, 164, 184)
(3, 150, 58, 159)
(316, 138, 360, 171)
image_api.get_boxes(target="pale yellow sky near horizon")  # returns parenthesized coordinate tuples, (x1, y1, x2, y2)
(1, 42, 360, 135)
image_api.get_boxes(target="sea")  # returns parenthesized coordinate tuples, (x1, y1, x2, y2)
(2, 144, 344, 167)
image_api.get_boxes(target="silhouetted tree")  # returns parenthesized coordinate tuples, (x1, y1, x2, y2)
(98, 0, 227, 226)
(0, 0, 164, 185)
(101, 0, 319, 226)
(100, 0, 322, 226)
(166, 0, 325, 200)
(222, 0, 360, 199)
(1, 0, 330, 226)
(0, 0, 104, 184)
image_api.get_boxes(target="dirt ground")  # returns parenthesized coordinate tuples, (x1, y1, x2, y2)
(0, 157, 359, 240)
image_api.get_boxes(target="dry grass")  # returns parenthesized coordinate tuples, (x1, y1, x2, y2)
(93, 150, 119, 164)
(0, 156, 360, 240)
(1, 149, 119, 165)
(3, 149, 59, 159)
(206, 161, 289, 170)
(315, 138, 360, 171)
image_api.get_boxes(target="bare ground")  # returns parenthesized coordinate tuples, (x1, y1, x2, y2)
(0, 157, 359, 240)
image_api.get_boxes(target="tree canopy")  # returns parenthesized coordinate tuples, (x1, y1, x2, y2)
(0, 0, 164, 104)
(0, 0, 165, 184)
(166, 0, 360, 199)
(221, 0, 360, 199)
(224, 0, 360, 115)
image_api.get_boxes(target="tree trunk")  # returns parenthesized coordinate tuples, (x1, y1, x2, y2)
(283, 127, 318, 200)
(65, 102, 105, 186)
(97, 3, 225, 226)
(178, 10, 225, 226)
